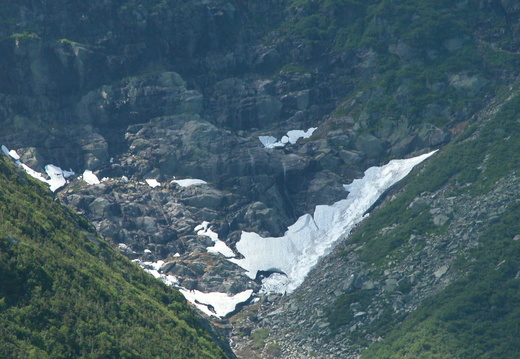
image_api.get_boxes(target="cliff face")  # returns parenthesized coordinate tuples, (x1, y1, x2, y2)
(1, 0, 519, 358)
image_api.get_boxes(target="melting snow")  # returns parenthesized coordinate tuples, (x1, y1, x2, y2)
(82, 170, 100, 185)
(134, 256, 252, 318)
(178, 289, 253, 318)
(195, 221, 235, 258)
(230, 150, 438, 293)
(1, 145, 10, 158)
(259, 136, 284, 148)
(259, 127, 317, 148)
(145, 179, 161, 188)
(45, 165, 69, 192)
(8, 150, 20, 160)
(134, 259, 179, 287)
(171, 178, 207, 187)
(2, 144, 75, 192)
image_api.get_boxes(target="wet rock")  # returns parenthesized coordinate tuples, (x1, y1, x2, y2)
(306, 171, 348, 210)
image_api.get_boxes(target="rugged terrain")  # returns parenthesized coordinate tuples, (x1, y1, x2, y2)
(1, 0, 519, 358)
(0, 156, 231, 358)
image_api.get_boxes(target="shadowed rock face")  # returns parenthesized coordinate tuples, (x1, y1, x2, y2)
(1, 1, 520, 356)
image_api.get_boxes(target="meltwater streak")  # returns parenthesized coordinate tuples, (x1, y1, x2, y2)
(230, 150, 438, 294)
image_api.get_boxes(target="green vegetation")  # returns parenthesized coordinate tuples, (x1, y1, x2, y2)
(250, 328, 270, 350)
(361, 202, 520, 358)
(0, 157, 227, 358)
(265, 342, 282, 357)
(9, 32, 40, 40)
(326, 85, 520, 356)
(342, 87, 520, 266)
(326, 289, 374, 331)
(279, 0, 513, 128)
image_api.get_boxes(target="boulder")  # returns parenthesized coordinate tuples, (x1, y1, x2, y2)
(355, 134, 386, 159)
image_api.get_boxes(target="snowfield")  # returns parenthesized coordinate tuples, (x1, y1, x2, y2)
(230, 150, 438, 293)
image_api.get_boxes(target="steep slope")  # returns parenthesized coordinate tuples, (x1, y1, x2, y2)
(0, 156, 231, 358)
(0, 0, 520, 358)
(229, 78, 519, 358)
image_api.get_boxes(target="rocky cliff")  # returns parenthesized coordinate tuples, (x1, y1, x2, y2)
(1, 0, 519, 358)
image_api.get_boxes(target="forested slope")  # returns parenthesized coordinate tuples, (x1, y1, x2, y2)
(0, 156, 230, 358)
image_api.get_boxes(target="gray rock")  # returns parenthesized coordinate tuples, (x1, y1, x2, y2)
(89, 197, 112, 217)
(385, 278, 398, 292)
(306, 171, 348, 210)
(433, 214, 450, 226)
(409, 198, 430, 212)
(434, 265, 449, 278)
(339, 150, 363, 165)
(444, 38, 464, 53)
(449, 73, 488, 94)
(418, 124, 450, 147)
(179, 187, 224, 210)
(355, 134, 386, 159)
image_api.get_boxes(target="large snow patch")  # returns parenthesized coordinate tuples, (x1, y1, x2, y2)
(230, 150, 437, 293)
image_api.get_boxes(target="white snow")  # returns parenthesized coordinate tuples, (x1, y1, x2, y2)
(82, 170, 100, 185)
(259, 136, 284, 148)
(195, 221, 235, 258)
(44, 165, 66, 192)
(134, 255, 252, 318)
(145, 179, 161, 188)
(134, 259, 179, 287)
(171, 178, 207, 187)
(178, 289, 253, 318)
(1, 145, 10, 158)
(118, 243, 130, 251)
(259, 273, 290, 294)
(286, 128, 317, 144)
(259, 127, 318, 148)
(2, 145, 76, 192)
(20, 163, 47, 182)
(8, 150, 20, 160)
(230, 150, 438, 293)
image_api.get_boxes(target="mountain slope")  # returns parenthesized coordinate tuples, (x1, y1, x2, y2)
(1, 1, 520, 358)
(363, 202, 520, 358)
(0, 156, 230, 358)
(228, 74, 519, 359)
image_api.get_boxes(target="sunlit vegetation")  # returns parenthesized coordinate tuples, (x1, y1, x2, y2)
(327, 86, 520, 356)
(361, 202, 520, 359)
(0, 157, 227, 358)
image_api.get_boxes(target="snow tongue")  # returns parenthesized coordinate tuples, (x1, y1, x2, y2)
(230, 150, 438, 294)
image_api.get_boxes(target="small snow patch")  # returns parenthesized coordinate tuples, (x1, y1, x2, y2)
(178, 289, 253, 318)
(8, 150, 20, 160)
(82, 170, 100, 185)
(171, 178, 207, 187)
(196, 221, 235, 258)
(145, 179, 161, 188)
(259, 127, 317, 148)
(2, 145, 75, 192)
(1, 145, 10, 157)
